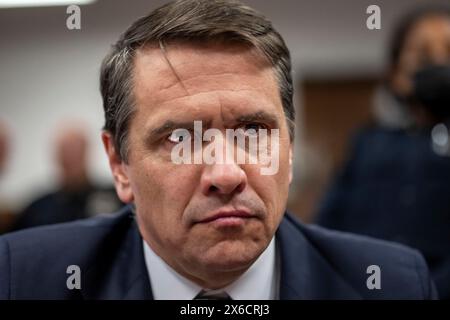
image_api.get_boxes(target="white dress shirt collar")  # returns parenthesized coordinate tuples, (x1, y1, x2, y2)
(143, 237, 278, 300)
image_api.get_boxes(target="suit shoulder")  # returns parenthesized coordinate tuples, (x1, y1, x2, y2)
(2, 208, 131, 248)
(0, 236, 11, 299)
(0, 206, 134, 299)
(282, 214, 437, 299)
(291, 215, 416, 260)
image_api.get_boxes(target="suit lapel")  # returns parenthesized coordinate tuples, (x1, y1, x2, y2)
(276, 213, 362, 299)
(81, 211, 153, 300)
(116, 221, 153, 300)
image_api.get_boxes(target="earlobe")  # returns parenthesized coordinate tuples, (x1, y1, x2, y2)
(101, 132, 134, 203)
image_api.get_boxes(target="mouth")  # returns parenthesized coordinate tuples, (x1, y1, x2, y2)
(198, 210, 256, 227)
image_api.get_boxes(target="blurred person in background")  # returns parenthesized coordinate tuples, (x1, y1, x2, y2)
(316, 5, 450, 299)
(12, 123, 122, 230)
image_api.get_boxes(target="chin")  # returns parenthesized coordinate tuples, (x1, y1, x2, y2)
(198, 239, 264, 271)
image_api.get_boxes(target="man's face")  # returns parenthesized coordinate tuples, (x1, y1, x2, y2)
(104, 42, 292, 286)
(391, 14, 450, 97)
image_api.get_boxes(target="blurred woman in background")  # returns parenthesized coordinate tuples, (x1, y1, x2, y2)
(316, 5, 450, 299)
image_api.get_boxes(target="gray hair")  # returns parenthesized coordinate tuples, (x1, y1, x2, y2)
(100, 0, 294, 162)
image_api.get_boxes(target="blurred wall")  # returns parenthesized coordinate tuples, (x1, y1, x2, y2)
(0, 0, 448, 211)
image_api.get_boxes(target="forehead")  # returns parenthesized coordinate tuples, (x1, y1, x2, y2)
(131, 41, 282, 122)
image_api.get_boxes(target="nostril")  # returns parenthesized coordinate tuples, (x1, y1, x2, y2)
(236, 182, 245, 193)
(209, 185, 219, 193)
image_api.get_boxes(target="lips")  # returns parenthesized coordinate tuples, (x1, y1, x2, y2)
(198, 210, 255, 224)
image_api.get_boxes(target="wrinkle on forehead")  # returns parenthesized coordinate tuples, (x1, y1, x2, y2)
(160, 87, 264, 106)
(144, 88, 281, 128)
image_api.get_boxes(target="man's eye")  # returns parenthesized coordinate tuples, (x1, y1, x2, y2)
(167, 129, 191, 144)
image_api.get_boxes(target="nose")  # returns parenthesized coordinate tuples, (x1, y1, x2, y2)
(200, 162, 247, 196)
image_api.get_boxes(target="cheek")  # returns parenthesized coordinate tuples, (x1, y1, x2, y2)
(129, 161, 200, 233)
(246, 147, 291, 221)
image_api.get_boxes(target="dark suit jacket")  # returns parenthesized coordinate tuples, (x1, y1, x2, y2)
(0, 206, 437, 299)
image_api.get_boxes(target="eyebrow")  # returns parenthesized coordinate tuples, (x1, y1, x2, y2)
(235, 111, 279, 126)
(150, 120, 197, 137)
(146, 110, 280, 142)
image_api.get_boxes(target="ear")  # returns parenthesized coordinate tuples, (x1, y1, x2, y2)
(101, 132, 134, 203)
(288, 144, 293, 184)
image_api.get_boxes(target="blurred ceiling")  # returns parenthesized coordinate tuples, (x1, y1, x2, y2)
(0, 0, 448, 78)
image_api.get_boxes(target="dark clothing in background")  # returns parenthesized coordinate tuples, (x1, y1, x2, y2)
(0, 206, 437, 299)
(0, 207, 15, 235)
(12, 184, 123, 231)
(316, 126, 450, 299)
